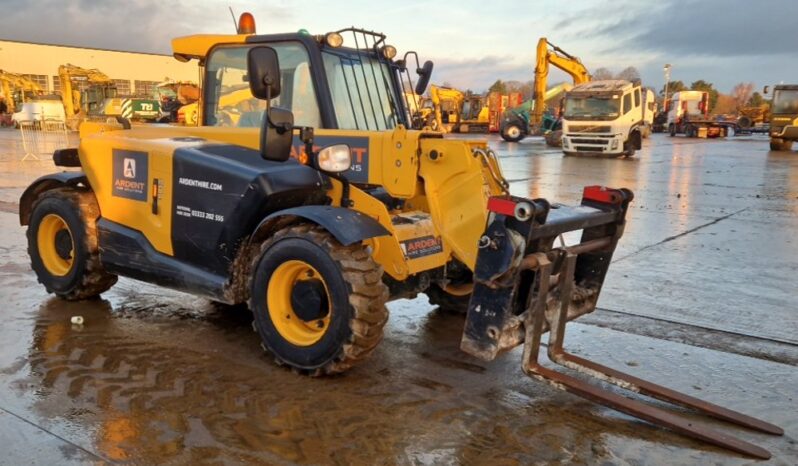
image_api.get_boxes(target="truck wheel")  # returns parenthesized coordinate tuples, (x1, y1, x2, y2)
(501, 123, 525, 142)
(26, 188, 117, 300)
(249, 224, 389, 375)
(624, 140, 636, 157)
(669, 124, 676, 137)
(426, 283, 472, 314)
(770, 138, 793, 151)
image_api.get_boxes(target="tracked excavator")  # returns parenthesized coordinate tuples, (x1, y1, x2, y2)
(501, 38, 590, 142)
(58, 64, 160, 129)
(19, 14, 783, 459)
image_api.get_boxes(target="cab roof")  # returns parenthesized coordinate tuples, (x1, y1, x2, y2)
(571, 80, 638, 93)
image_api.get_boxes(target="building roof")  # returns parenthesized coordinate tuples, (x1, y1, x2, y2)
(0, 37, 170, 58)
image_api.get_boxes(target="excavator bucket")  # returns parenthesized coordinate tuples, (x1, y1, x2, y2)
(462, 186, 783, 459)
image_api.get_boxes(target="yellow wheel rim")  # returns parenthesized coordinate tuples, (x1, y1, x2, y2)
(37, 213, 74, 277)
(267, 260, 331, 346)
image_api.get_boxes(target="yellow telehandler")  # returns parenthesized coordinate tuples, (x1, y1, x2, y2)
(18, 15, 782, 459)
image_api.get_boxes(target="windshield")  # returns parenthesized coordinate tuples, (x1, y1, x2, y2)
(205, 43, 321, 128)
(564, 95, 620, 120)
(322, 50, 401, 131)
(772, 89, 798, 114)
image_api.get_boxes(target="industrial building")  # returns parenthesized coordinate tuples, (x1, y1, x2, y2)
(0, 39, 196, 97)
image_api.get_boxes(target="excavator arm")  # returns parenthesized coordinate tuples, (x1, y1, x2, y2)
(0, 70, 43, 113)
(532, 38, 590, 127)
(58, 64, 114, 116)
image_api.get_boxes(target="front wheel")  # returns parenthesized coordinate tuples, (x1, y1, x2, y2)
(26, 188, 117, 300)
(501, 123, 525, 142)
(770, 138, 793, 151)
(249, 225, 389, 375)
(426, 283, 473, 314)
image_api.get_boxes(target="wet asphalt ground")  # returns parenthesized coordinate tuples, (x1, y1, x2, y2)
(0, 128, 796, 465)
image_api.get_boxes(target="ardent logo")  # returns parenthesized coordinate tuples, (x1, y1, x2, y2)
(405, 237, 440, 252)
(400, 235, 443, 259)
(123, 158, 136, 178)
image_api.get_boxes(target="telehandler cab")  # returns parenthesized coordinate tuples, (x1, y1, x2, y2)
(19, 16, 782, 458)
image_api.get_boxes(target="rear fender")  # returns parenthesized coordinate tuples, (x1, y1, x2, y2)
(19, 172, 89, 226)
(251, 206, 390, 247)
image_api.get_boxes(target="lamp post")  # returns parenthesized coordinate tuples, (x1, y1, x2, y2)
(663, 64, 672, 104)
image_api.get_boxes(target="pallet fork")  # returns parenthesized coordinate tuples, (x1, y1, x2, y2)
(462, 186, 783, 459)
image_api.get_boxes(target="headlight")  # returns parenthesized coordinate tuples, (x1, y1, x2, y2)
(562, 137, 569, 148)
(381, 45, 397, 60)
(318, 144, 351, 172)
(325, 32, 344, 48)
(610, 139, 619, 150)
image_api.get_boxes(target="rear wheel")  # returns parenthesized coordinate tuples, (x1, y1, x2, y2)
(501, 123, 525, 142)
(26, 188, 117, 300)
(249, 225, 388, 375)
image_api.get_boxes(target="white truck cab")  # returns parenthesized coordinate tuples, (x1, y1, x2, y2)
(560, 80, 648, 156)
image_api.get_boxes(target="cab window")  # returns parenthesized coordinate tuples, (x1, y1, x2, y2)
(622, 94, 632, 114)
(204, 43, 321, 128)
(634, 89, 641, 107)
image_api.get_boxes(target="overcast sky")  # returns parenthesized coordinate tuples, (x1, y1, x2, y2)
(1, 0, 795, 94)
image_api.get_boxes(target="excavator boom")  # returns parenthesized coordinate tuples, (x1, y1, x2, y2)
(0, 70, 44, 113)
(532, 38, 590, 127)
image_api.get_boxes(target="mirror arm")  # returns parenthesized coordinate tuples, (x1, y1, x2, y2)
(323, 171, 352, 208)
(299, 127, 315, 161)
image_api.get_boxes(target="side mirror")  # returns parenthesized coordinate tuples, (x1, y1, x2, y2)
(248, 46, 293, 162)
(247, 46, 281, 100)
(415, 60, 434, 95)
(763, 85, 770, 95)
(259, 107, 293, 162)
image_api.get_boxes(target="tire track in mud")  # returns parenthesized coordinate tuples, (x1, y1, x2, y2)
(11, 307, 689, 465)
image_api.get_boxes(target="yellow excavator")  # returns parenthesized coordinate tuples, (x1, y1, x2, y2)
(58, 64, 118, 128)
(0, 69, 43, 113)
(429, 85, 489, 133)
(500, 38, 590, 142)
(59, 64, 162, 128)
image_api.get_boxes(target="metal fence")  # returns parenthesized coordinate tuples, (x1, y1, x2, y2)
(18, 119, 70, 161)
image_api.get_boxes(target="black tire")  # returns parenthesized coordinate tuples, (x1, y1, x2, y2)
(26, 188, 117, 300)
(426, 284, 471, 314)
(249, 224, 389, 375)
(624, 140, 636, 157)
(501, 123, 525, 142)
(770, 138, 793, 151)
(669, 124, 676, 137)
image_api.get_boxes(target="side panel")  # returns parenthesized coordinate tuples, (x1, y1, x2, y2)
(171, 144, 327, 275)
(79, 136, 175, 255)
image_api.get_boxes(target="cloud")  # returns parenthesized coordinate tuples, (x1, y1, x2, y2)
(557, 0, 797, 58)
(429, 55, 532, 91)
(0, 0, 293, 54)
